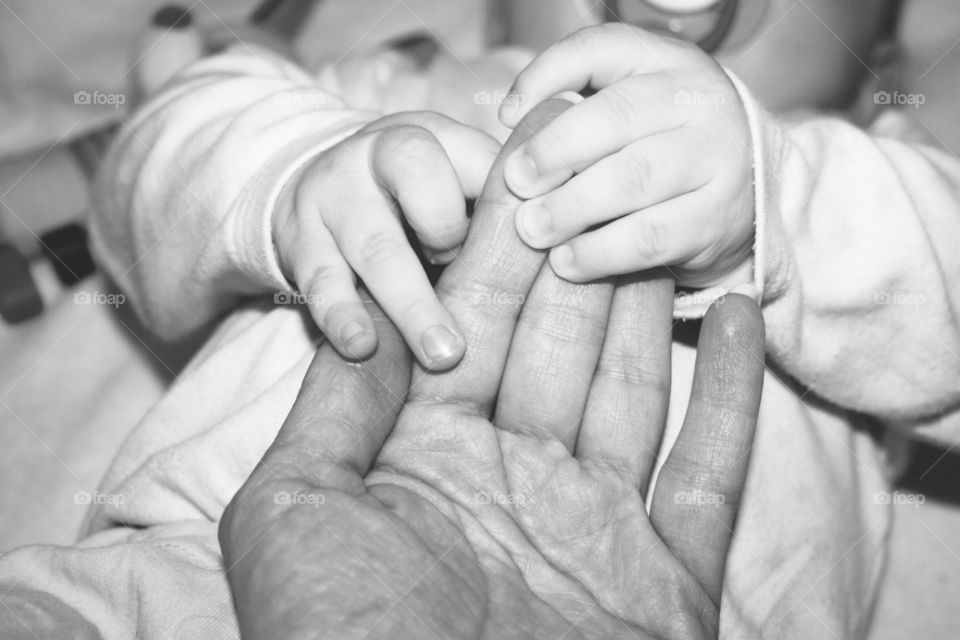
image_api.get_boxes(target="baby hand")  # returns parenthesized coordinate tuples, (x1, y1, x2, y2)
(499, 24, 754, 288)
(273, 111, 499, 369)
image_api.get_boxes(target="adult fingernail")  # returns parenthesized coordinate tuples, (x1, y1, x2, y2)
(340, 320, 368, 347)
(420, 324, 463, 368)
(506, 149, 541, 194)
(518, 204, 552, 244)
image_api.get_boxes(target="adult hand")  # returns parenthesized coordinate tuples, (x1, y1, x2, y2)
(221, 100, 765, 640)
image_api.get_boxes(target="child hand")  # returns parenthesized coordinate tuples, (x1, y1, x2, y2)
(273, 111, 500, 370)
(499, 24, 754, 288)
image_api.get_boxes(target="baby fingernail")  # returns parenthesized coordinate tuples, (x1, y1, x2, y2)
(551, 245, 574, 272)
(426, 247, 460, 265)
(506, 149, 540, 192)
(420, 324, 463, 368)
(340, 320, 368, 347)
(518, 204, 552, 243)
(499, 95, 521, 122)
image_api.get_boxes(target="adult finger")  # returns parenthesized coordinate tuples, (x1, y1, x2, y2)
(650, 293, 765, 605)
(575, 272, 675, 493)
(257, 290, 412, 492)
(407, 99, 574, 414)
(219, 294, 411, 618)
(493, 269, 613, 451)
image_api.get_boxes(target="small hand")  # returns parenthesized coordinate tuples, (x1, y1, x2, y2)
(272, 111, 500, 369)
(500, 24, 754, 289)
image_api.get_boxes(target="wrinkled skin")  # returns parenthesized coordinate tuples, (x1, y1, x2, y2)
(220, 101, 766, 640)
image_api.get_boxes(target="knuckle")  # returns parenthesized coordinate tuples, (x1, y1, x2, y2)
(374, 124, 438, 160)
(393, 294, 438, 326)
(527, 124, 571, 170)
(574, 22, 631, 49)
(350, 230, 408, 270)
(381, 110, 449, 131)
(600, 85, 642, 130)
(405, 110, 454, 132)
(596, 349, 671, 392)
(299, 263, 345, 300)
(685, 125, 718, 158)
(525, 299, 607, 345)
(560, 25, 599, 51)
(632, 219, 670, 266)
(617, 147, 655, 195)
(433, 278, 521, 321)
(294, 152, 341, 205)
(373, 125, 448, 182)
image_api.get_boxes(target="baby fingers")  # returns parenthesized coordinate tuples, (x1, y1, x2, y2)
(283, 217, 378, 360)
(547, 192, 712, 282)
(503, 73, 688, 199)
(292, 124, 471, 370)
(499, 23, 698, 128)
(515, 127, 713, 249)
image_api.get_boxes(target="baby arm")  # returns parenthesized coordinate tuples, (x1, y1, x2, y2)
(741, 105, 960, 426)
(499, 24, 960, 426)
(92, 46, 373, 339)
(93, 45, 499, 369)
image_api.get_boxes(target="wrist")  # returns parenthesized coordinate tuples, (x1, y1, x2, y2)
(271, 173, 302, 285)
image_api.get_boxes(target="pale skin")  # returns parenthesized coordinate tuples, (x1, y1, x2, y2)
(222, 101, 766, 640)
(274, 0, 896, 368)
(499, 2, 898, 286)
(271, 111, 498, 370)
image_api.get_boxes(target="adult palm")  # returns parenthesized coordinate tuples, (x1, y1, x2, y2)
(221, 101, 765, 640)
